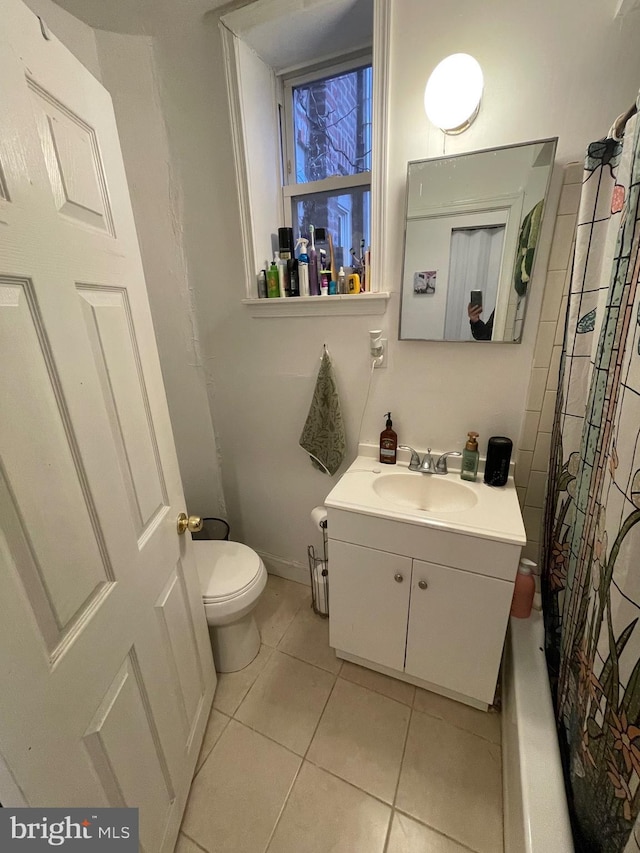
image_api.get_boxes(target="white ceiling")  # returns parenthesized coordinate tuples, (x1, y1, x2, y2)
(53, 0, 373, 52)
(221, 0, 373, 72)
(53, 0, 230, 34)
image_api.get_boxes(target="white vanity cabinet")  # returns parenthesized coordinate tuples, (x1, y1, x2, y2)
(405, 560, 514, 703)
(327, 507, 522, 709)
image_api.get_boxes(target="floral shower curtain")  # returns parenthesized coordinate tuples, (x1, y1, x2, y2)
(543, 105, 640, 852)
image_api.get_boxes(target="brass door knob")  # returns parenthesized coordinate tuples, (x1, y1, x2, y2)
(177, 513, 203, 535)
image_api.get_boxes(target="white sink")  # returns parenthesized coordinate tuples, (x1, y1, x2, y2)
(373, 473, 478, 513)
(324, 455, 527, 545)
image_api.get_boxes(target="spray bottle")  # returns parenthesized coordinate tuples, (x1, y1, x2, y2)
(296, 237, 310, 297)
(308, 225, 320, 296)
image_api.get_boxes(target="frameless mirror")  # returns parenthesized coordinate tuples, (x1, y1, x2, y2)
(399, 138, 557, 343)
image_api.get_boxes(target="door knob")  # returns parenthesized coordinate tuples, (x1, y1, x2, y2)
(394, 573, 404, 583)
(177, 513, 203, 535)
(418, 579, 428, 590)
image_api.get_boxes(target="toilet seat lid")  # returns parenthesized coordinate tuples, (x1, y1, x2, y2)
(193, 540, 262, 601)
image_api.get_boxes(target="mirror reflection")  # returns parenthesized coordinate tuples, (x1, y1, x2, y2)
(399, 138, 557, 343)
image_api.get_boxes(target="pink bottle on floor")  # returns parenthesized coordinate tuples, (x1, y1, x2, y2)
(510, 559, 536, 618)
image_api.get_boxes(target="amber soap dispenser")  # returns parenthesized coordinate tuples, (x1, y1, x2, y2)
(379, 412, 397, 464)
(460, 431, 480, 481)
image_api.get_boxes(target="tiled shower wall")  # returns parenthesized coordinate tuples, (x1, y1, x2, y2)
(516, 162, 582, 565)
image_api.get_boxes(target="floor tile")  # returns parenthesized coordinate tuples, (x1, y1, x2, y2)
(255, 575, 309, 648)
(175, 833, 207, 853)
(235, 650, 335, 754)
(195, 708, 230, 773)
(340, 660, 415, 706)
(386, 812, 471, 853)
(267, 762, 390, 853)
(213, 644, 273, 716)
(413, 688, 501, 744)
(307, 678, 410, 803)
(396, 711, 503, 853)
(181, 720, 300, 853)
(278, 604, 341, 673)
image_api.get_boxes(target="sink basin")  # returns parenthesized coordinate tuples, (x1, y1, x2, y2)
(372, 473, 478, 513)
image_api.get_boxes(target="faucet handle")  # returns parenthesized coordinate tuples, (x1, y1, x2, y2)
(399, 445, 421, 471)
(435, 450, 462, 474)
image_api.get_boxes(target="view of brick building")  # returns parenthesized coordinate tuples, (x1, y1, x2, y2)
(292, 64, 372, 269)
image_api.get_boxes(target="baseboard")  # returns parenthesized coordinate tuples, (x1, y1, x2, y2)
(257, 551, 310, 586)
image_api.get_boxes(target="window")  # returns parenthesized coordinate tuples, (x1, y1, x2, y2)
(281, 56, 372, 269)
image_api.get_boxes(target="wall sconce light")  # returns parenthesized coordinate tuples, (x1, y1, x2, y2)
(424, 53, 483, 134)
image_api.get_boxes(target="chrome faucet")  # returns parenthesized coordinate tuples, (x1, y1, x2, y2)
(399, 445, 461, 475)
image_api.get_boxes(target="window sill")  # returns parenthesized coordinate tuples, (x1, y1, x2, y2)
(242, 292, 391, 317)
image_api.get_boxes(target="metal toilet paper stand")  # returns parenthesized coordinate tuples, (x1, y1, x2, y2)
(307, 518, 329, 617)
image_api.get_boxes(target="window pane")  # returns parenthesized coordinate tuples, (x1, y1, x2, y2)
(292, 187, 370, 269)
(293, 65, 372, 183)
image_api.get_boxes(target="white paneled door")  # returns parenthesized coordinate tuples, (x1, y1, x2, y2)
(0, 3, 216, 851)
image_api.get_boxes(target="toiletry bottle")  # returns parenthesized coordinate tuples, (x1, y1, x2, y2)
(510, 559, 536, 618)
(308, 225, 320, 295)
(460, 431, 480, 481)
(257, 269, 267, 298)
(338, 265, 347, 294)
(329, 278, 337, 296)
(288, 258, 299, 297)
(296, 237, 310, 297)
(348, 273, 360, 294)
(276, 251, 289, 297)
(379, 412, 397, 465)
(267, 256, 280, 298)
(320, 271, 330, 296)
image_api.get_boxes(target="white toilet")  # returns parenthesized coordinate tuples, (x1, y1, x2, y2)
(193, 539, 267, 673)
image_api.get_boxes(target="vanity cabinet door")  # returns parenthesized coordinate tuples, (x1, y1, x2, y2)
(405, 560, 514, 705)
(328, 540, 412, 671)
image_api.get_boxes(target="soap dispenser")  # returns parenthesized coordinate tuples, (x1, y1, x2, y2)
(379, 412, 397, 464)
(460, 431, 480, 481)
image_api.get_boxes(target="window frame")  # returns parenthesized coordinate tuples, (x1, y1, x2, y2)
(279, 50, 373, 228)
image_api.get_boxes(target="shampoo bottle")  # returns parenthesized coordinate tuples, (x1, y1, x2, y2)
(379, 412, 397, 465)
(460, 431, 480, 481)
(338, 266, 347, 294)
(510, 559, 536, 618)
(267, 256, 280, 298)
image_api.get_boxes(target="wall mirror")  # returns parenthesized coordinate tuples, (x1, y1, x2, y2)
(399, 138, 557, 343)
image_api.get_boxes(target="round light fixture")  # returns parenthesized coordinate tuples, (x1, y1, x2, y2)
(424, 53, 483, 134)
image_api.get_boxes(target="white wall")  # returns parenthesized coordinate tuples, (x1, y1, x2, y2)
(45, 0, 640, 579)
(146, 0, 640, 578)
(94, 29, 226, 518)
(23, 0, 100, 79)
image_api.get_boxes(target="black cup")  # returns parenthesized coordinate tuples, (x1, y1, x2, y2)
(484, 436, 512, 487)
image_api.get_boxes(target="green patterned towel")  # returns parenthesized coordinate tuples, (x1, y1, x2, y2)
(299, 350, 346, 476)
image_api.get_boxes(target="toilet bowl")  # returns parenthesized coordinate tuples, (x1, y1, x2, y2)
(193, 540, 267, 673)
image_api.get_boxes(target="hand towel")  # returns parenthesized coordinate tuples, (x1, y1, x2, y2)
(299, 349, 346, 476)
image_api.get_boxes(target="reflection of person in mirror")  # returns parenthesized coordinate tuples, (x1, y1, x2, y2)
(467, 304, 494, 340)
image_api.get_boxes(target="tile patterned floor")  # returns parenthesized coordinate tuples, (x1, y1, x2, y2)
(178, 575, 503, 853)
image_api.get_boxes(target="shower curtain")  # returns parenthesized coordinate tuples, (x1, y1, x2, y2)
(543, 105, 640, 852)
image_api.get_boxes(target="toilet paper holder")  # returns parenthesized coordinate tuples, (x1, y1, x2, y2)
(307, 517, 329, 618)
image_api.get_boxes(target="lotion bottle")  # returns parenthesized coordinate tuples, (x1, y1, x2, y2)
(379, 412, 397, 465)
(460, 431, 479, 481)
(510, 559, 536, 618)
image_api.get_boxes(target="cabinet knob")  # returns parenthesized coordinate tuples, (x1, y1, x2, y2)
(394, 573, 404, 583)
(418, 579, 428, 590)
